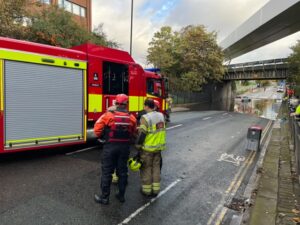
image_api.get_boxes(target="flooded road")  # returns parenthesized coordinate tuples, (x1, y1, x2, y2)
(234, 86, 284, 120)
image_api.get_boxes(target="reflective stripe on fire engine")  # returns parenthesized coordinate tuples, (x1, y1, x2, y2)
(88, 94, 102, 113)
(162, 99, 166, 111)
(146, 94, 158, 99)
(129, 96, 145, 112)
(6, 134, 83, 146)
(0, 49, 86, 69)
(0, 60, 3, 111)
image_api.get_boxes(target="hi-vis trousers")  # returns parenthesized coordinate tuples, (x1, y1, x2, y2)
(140, 151, 162, 195)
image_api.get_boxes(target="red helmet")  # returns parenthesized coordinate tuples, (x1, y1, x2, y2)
(116, 94, 129, 105)
(154, 100, 160, 109)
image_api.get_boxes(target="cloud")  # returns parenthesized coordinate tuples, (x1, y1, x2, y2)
(92, 0, 161, 66)
(92, 0, 300, 66)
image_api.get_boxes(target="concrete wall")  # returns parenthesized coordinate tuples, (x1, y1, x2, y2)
(176, 81, 235, 112)
(211, 81, 235, 111)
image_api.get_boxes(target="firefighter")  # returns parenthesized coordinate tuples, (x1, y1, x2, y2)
(136, 99, 166, 196)
(166, 94, 173, 122)
(137, 99, 160, 124)
(94, 94, 137, 205)
(112, 99, 161, 185)
(154, 99, 160, 111)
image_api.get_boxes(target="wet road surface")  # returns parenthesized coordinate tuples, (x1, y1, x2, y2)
(0, 111, 271, 225)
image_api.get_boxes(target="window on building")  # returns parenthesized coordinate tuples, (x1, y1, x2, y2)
(64, 0, 72, 12)
(58, 0, 63, 8)
(57, 0, 87, 17)
(103, 62, 129, 95)
(80, 7, 86, 17)
(73, 4, 80, 16)
(39, 0, 51, 4)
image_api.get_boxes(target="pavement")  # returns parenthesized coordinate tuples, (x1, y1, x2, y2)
(0, 110, 271, 225)
(246, 103, 300, 225)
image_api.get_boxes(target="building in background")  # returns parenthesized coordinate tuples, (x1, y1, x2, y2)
(36, 0, 91, 31)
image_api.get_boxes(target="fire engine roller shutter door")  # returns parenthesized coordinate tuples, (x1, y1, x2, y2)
(4, 60, 84, 146)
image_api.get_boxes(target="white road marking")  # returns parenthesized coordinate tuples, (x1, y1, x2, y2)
(222, 113, 228, 116)
(118, 179, 181, 225)
(203, 117, 212, 121)
(217, 153, 245, 166)
(208, 120, 273, 225)
(166, 124, 183, 130)
(65, 146, 98, 156)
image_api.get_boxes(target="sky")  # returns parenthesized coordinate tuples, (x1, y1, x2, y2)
(92, 0, 300, 66)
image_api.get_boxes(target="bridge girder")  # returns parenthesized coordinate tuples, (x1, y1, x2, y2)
(221, 0, 300, 60)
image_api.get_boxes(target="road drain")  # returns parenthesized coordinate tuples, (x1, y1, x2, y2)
(224, 197, 248, 212)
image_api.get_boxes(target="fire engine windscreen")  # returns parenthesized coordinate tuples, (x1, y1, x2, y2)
(103, 61, 129, 95)
(147, 79, 162, 97)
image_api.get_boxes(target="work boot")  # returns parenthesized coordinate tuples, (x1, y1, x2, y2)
(94, 194, 109, 205)
(140, 188, 152, 198)
(115, 193, 125, 203)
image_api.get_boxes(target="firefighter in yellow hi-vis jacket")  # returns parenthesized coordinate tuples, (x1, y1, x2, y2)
(135, 99, 166, 196)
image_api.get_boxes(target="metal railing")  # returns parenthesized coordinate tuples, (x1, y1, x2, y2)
(171, 91, 210, 105)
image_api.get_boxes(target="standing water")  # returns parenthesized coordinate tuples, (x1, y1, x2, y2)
(234, 86, 284, 120)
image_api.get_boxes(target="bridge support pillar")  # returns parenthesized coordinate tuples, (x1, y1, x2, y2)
(211, 81, 235, 111)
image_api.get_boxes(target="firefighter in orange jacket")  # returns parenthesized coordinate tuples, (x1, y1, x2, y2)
(94, 94, 137, 205)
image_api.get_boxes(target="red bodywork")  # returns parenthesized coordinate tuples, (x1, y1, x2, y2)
(0, 38, 166, 154)
(144, 70, 166, 114)
(0, 38, 86, 154)
(72, 43, 166, 121)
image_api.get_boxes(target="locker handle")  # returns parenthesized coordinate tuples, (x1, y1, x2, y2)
(41, 58, 55, 64)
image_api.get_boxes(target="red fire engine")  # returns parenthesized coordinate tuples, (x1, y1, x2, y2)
(0, 37, 168, 154)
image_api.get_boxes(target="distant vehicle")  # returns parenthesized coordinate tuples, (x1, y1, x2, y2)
(277, 86, 284, 92)
(241, 96, 251, 103)
(289, 96, 299, 107)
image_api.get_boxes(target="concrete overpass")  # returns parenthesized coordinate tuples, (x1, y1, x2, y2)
(224, 58, 288, 80)
(220, 0, 300, 59)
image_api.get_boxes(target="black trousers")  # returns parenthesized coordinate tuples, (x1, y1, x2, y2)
(100, 143, 130, 198)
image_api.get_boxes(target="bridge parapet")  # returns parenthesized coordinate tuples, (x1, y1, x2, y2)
(224, 58, 289, 80)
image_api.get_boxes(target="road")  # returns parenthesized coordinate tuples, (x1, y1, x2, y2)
(0, 111, 272, 225)
(241, 86, 284, 100)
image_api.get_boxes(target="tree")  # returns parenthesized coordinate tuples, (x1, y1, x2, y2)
(179, 25, 225, 91)
(0, 1, 118, 48)
(147, 25, 225, 91)
(288, 40, 300, 84)
(28, 5, 118, 48)
(147, 26, 181, 77)
(0, 0, 29, 39)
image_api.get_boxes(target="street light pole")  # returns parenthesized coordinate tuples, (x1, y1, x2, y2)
(130, 0, 133, 56)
